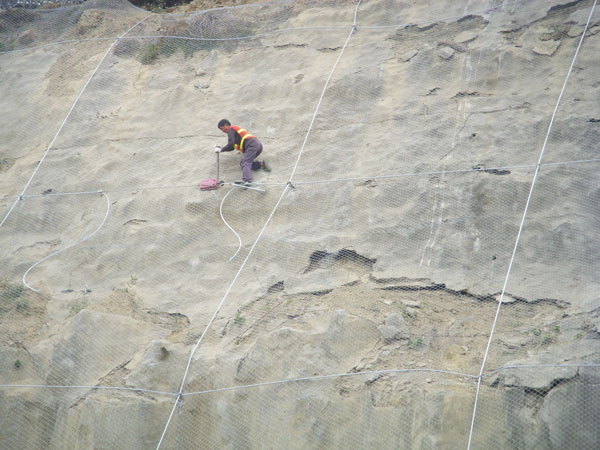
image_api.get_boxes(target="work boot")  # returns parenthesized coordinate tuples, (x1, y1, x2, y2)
(233, 180, 251, 189)
(261, 160, 271, 172)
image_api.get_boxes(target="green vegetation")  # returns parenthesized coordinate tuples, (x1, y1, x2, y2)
(134, 13, 257, 64)
(140, 44, 161, 65)
(4, 283, 23, 299)
(527, 324, 561, 347)
(14, 360, 22, 370)
(0, 282, 30, 315)
(234, 313, 245, 326)
(403, 309, 417, 320)
(15, 300, 29, 311)
(69, 299, 88, 315)
(408, 336, 424, 349)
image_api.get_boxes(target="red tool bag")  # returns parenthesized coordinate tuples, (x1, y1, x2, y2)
(199, 151, 222, 191)
(199, 178, 220, 190)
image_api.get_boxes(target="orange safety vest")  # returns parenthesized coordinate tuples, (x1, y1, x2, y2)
(232, 125, 254, 153)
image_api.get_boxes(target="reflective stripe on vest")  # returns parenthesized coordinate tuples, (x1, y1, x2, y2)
(232, 125, 254, 152)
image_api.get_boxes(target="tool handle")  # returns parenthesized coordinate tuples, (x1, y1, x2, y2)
(216, 151, 220, 181)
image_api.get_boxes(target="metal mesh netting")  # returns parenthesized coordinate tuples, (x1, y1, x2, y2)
(1, 0, 599, 448)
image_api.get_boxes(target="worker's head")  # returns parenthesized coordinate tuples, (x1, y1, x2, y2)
(218, 119, 231, 133)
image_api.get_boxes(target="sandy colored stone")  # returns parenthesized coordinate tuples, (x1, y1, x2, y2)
(533, 39, 561, 56)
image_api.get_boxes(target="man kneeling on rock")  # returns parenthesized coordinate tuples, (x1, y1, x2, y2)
(215, 119, 271, 186)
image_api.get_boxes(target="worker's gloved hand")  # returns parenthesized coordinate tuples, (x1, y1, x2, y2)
(214, 145, 222, 153)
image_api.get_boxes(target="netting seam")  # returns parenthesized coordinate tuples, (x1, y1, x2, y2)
(0, 0, 596, 444)
(0, 0, 294, 55)
(180, 362, 600, 396)
(467, 1, 599, 448)
(3, 158, 599, 203)
(2, 363, 598, 399)
(155, 2, 362, 448)
(123, 27, 350, 41)
(181, 368, 478, 397)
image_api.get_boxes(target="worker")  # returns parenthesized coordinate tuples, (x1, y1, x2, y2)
(215, 119, 270, 186)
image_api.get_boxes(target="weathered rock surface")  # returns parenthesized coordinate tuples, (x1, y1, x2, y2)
(0, 0, 599, 448)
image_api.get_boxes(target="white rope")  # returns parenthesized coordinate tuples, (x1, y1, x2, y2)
(156, 3, 363, 447)
(467, 2, 598, 448)
(155, 183, 291, 449)
(288, 2, 361, 181)
(0, 15, 150, 230)
(182, 368, 477, 397)
(23, 192, 111, 293)
(219, 187, 243, 263)
(3, 158, 600, 203)
(2, 0, 596, 441)
(2, 362, 597, 399)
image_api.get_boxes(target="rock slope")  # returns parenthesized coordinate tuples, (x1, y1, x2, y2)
(0, 0, 599, 448)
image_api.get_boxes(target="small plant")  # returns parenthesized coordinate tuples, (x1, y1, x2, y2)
(16, 300, 29, 311)
(234, 314, 245, 326)
(403, 309, 417, 320)
(4, 284, 23, 299)
(14, 360, 22, 369)
(70, 300, 88, 315)
(531, 328, 541, 336)
(553, 325, 560, 334)
(408, 336, 424, 349)
(140, 44, 161, 65)
(149, 0, 167, 11)
(541, 335, 554, 346)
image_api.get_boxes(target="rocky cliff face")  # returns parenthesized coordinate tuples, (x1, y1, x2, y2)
(0, 0, 599, 448)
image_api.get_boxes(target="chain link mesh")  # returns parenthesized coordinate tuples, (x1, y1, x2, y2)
(1, 0, 599, 448)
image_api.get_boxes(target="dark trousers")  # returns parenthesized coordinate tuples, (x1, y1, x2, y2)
(240, 139, 263, 182)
